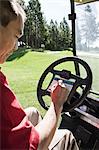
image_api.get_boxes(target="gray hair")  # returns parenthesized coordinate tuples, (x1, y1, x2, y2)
(0, 0, 26, 27)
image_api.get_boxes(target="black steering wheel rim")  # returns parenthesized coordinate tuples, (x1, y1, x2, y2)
(37, 56, 92, 112)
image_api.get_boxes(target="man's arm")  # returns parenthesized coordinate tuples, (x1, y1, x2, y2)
(35, 82, 69, 149)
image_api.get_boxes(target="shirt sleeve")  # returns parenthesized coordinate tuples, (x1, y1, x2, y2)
(1, 74, 39, 150)
(8, 116, 39, 150)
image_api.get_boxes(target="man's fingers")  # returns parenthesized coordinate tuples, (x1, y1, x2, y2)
(50, 80, 69, 104)
(51, 84, 61, 103)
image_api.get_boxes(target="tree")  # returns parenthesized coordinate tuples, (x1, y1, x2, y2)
(46, 20, 60, 50)
(24, 0, 46, 48)
(45, 18, 71, 51)
(81, 5, 99, 51)
(76, 20, 82, 51)
(59, 17, 71, 50)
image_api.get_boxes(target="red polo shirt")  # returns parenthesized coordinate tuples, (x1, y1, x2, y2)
(0, 71, 39, 150)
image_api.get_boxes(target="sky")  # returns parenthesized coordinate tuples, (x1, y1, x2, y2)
(25, 0, 99, 24)
(39, 0, 71, 23)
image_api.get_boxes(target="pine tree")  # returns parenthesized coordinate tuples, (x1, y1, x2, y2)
(59, 17, 71, 50)
(24, 0, 46, 48)
(81, 5, 99, 51)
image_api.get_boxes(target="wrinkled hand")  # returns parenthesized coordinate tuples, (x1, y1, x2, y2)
(50, 80, 69, 107)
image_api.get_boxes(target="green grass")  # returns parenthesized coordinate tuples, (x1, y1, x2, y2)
(1, 49, 99, 116)
(78, 55, 99, 93)
(1, 50, 73, 116)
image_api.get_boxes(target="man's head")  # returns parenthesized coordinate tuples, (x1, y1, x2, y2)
(0, 0, 26, 64)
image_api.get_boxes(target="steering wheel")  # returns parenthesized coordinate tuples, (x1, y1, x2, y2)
(37, 57, 92, 112)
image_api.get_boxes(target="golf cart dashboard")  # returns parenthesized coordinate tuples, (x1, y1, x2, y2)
(75, 108, 99, 128)
(63, 94, 99, 129)
(60, 94, 99, 149)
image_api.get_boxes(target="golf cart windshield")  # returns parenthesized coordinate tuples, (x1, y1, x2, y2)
(57, 0, 99, 97)
(62, 0, 99, 96)
(74, 0, 99, 94)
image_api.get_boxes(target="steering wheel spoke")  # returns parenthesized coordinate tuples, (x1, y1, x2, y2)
(39, 89, 50, 96)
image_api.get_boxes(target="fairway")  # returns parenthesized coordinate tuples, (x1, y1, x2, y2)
(78, 52, 99, 93)
(1, 50, 99, 116)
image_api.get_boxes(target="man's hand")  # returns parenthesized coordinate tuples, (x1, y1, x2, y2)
(50, 80, 69, 108)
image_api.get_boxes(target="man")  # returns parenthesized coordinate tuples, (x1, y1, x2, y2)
(0, 0, 79, 149)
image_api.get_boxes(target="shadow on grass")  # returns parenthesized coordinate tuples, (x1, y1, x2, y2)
(7, 48, 29, 61)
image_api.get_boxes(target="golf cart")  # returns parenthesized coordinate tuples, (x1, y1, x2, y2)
(37, 0, 99, 149)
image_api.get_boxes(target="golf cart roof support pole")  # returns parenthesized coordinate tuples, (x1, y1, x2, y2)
(69, 0, 80, 76)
